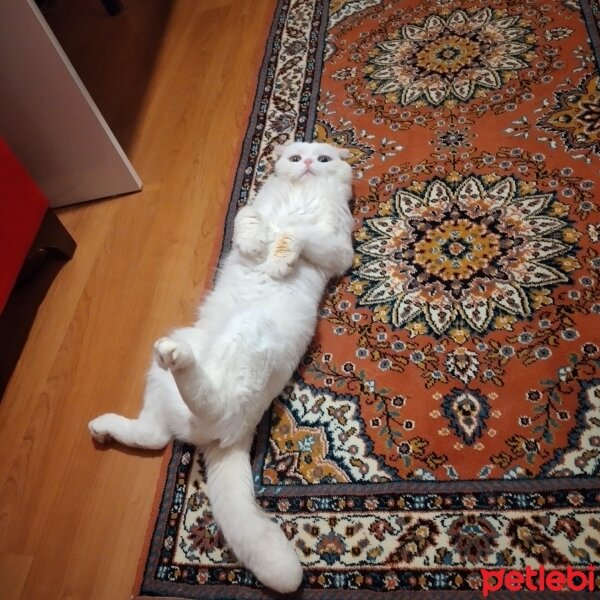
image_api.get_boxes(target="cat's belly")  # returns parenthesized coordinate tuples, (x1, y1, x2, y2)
(205, 255, 327, 314)
(196, 259, 323, 374)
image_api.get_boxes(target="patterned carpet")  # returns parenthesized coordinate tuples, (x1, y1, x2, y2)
(137, 0, 600, 597)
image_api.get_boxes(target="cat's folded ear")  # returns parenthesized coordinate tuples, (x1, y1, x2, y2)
(337, 147, 352, 160)
(273, 141, 294, 158)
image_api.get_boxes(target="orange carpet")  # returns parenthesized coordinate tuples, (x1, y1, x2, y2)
(137, 0, 600, 597)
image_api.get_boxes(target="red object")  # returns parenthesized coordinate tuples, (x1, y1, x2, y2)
(0, 138, 48, 314)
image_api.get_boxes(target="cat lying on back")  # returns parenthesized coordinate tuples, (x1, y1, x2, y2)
(88, 141, 355, 593)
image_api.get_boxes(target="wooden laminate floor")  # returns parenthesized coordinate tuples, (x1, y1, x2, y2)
(0, 0, 275, 597)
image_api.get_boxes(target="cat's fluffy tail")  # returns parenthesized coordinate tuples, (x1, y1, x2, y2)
(203, 440, 303, 593)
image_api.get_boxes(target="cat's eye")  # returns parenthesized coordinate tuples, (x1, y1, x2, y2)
(318, 155, 332, 163)
(289, 155, 302, 162)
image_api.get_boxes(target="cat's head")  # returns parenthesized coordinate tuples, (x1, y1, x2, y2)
(273, 141, 352, 184)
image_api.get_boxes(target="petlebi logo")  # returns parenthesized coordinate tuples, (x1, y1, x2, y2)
(481, 566, 596, 597)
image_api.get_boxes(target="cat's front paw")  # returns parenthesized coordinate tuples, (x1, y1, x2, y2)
(235, 233, 267, 258)
(154, 337, 195, 371)
(264, 233, 299, 278)
(89, 413, 118, 444)
(234, 211, 267, 258)
(263, 256, 294, 278)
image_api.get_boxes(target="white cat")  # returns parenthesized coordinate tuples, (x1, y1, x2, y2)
(88, 141, 355, 593)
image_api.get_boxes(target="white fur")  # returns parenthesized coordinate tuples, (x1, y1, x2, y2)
(88, 141, 354, 593)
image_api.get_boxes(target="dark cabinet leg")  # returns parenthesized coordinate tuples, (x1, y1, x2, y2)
(1, 210, 76, 398)
(18, 210, 76, 285)
(100, 0, 123, 16)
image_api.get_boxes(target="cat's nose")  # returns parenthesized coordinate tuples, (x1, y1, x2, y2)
(303, 158, 313, 166)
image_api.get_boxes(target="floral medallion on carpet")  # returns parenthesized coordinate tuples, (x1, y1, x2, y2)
(137, 0, 600, 597)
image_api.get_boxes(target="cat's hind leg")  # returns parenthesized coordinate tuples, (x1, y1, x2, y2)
(154, 337, 218, 418)
(88, 412, 171, 449)
(89, 374, 173, 449)
(154, 318, 274, 437)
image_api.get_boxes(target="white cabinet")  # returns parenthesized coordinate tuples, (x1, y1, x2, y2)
(0, 0, 141, 207)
